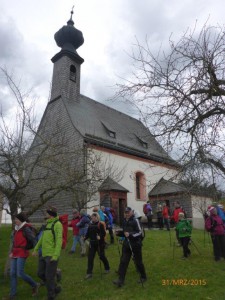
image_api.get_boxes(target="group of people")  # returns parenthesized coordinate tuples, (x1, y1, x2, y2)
(143, 200, 185, 232)
(6, 200, 225, 299)
(5, 206, 63, 300)
(5, 204, 146, 299)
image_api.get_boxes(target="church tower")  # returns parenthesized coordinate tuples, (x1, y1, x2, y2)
(50, 8, 84, 102)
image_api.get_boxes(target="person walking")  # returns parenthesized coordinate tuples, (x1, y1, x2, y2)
(68, 209, 81, 254)
(162, 202, 170, 231)
(84, 212, 110, 279)
(205, 206, 225, 261)
(113, 207, 147, 287)
(176, 212, 192, 259)
(6, 212, 39, 300)
(76, 209, 90, 256)
(143, 200, 153, 229)
(156, 204, 163, 230)
(32, 206, 62, 300)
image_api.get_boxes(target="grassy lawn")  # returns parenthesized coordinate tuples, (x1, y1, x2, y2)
(1, 225, 225, 300)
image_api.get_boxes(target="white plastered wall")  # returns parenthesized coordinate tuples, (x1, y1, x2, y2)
(87, 147, 178, 216)
(191, 195, 212, 229)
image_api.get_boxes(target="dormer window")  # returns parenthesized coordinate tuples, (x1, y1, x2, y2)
(70, 65, 76, 82)
(101, 121, 116, 139)
(135, 134, 148, 149)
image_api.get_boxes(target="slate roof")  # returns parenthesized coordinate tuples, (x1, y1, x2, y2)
(60, 94, 178, 167)
(148, 178, 187, 196)
(98, 176, 129, 192)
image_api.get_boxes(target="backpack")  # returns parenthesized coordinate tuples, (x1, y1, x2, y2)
(22, 224, 38, 250)
(44, 214, 69, 249)
(109, 208, 117, 222)
(143, 203, 151, 215)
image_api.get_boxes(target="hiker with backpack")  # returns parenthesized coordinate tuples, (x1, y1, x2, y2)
(32, 206, 63, 300)
(205, 206, 225, 261)
(101, 206, 114, 244)
(84, 212, 110, 279)
(76, 209, 91, 257)
(143, 200, 153, 229)
(68, 209, 81, 254)
(6, 212, 39, 300)
(113, 207, 147, 287)
(176, 212, 192, 259)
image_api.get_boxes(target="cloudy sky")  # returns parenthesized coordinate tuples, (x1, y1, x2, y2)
(0, 0, 225, 121)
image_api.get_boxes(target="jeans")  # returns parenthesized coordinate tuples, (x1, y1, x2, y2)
(71, 235, 81, 252)
(10, 257, 37, 296)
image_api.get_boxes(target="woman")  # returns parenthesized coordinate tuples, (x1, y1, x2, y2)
(84, 213, 110, 279)
(8, 212, 39, 299)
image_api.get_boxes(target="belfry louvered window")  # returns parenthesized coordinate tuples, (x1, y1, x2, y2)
(70, 65, 76, 82)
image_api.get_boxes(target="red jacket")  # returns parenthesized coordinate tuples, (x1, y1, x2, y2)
(12, 224, 30, 258)
(172, 207, 184, 223)
(162, 206, 169, 218)
(69, 216, 81, 236)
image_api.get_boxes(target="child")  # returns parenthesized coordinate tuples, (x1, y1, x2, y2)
(176, 212, 192, 259)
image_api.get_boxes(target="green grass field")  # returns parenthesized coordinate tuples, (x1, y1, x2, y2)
(0, 225, 225, 300)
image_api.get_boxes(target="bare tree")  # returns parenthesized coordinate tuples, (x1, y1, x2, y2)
(115, 24, 225, 182)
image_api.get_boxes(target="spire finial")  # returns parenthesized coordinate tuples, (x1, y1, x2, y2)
(70, 5, 74, 21)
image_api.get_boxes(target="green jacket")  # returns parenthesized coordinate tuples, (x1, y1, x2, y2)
(176, 219, 192, 238)
(34, 216, 62, 260)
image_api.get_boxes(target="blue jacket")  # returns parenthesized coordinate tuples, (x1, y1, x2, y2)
(76, 215, 90, 236)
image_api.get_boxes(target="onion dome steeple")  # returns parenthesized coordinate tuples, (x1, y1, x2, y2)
(54, 7, 84, 53)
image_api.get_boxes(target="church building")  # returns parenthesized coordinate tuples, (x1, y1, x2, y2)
(29, 11, 179, 223)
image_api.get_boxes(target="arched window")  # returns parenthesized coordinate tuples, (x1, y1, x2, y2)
(70, 65, 76, 82)
(135, 172, 146, 200)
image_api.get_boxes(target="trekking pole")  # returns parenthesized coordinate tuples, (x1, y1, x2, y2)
(97, 238, 102, 279)
(190, 238, 201, 255)
(126, 238, 144, 288)
(172, 241, 175, 260)
(116, 236, 121, 258)
(169, 229, 172, 247)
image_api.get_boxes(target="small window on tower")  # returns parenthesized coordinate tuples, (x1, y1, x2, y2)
(70, 65, 76, 82)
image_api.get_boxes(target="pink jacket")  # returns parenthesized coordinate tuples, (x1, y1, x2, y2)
(205, 214, 225, 235)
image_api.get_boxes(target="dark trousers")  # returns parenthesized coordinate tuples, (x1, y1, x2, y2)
(118, 243, 146, 282)
(87, 242, 110, 274)
(146, 215, 153, 229)
(180, 237, 191, 257)
(37, 256, 58, 300)
(158, 217, 163, 229)
(163, 218, 170, 231)
(175, 227, 181, 244)
(211, 235, 225, 261)
(107, 226, 114, 243)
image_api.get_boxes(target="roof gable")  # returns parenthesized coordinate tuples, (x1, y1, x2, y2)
(149, 178, 187, 196)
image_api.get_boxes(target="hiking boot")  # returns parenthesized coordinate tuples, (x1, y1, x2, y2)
(68, 250, 75, 254)
(113, 279, 124, 287)
(56, 269, 62, 282)
(55, 286, 62, 295)
(32, 283, 40, 296)
(80, 253, 86, 257)
(85, 274, 92, 280)
(104, 269, 110, 274)
(137, 278, 147, 284)
(181, 256, 187, 260)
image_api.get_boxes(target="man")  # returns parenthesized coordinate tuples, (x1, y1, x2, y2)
(101, 206, 114, 244)
(143, 200, 153, 229)
(162, 202, 170, 231)
(68, 209, 81, 254)
(32, 206, 62, 300)
(113, 207, 147, 287)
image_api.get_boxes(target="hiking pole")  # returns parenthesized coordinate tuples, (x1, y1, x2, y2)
(126, 238, 144, 288)
(116, 236, 121, 258)
(190, 239, 201, 255)
(169, 229, 172, 247)
(172, 241, 175, 260)
(97, 238, 102, 279)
